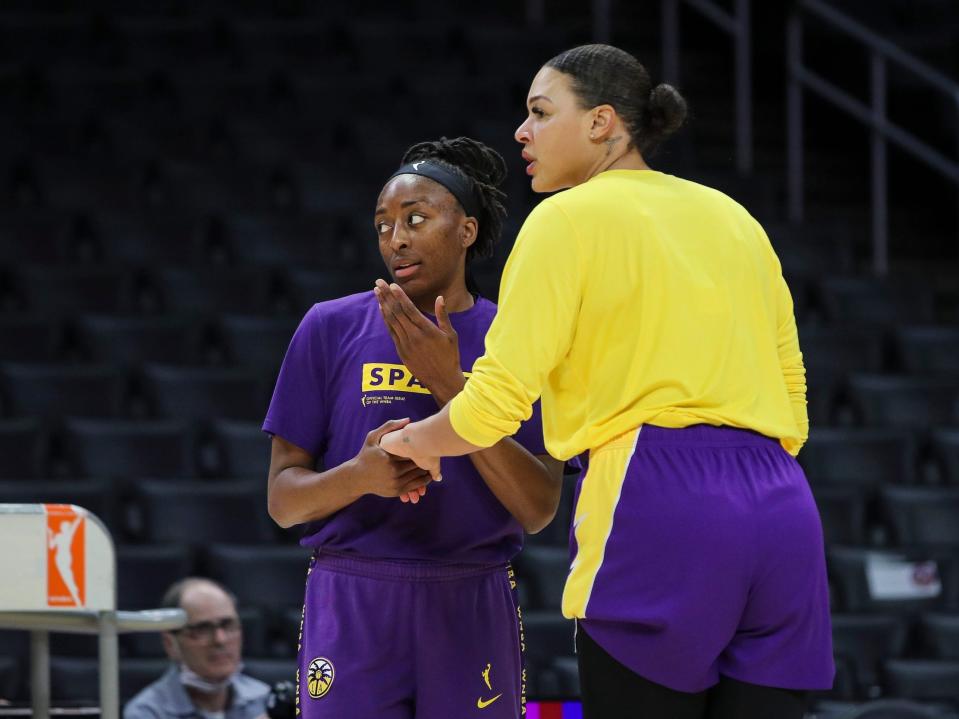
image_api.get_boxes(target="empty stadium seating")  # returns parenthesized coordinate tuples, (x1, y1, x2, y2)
(141, 364, 266, 422)
(2, 1, 958, 712)
(76, 314, 202, 367)
(0, 418, 45, 478)
(135, 480, 274, 544)
(64, 417, 195, 480)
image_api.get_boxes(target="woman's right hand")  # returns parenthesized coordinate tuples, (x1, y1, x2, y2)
(354, 418, 432, 504)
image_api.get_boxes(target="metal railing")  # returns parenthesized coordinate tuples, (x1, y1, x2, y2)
(662, 0, 753, 175)
(787, 0, 959, 276)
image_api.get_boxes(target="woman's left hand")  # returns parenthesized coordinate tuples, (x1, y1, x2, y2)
(380, 425, 443, 485)
(373, 279, 466, 404)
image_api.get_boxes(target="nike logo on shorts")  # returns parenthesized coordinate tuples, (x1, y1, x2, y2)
(476, 694, 502, 709)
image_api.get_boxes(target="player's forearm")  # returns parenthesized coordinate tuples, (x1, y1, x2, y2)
(268, 461, 365, 529)
(391, 404, 483, 458)
(470, 442, 562, 533)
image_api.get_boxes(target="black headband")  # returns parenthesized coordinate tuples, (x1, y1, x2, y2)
(389, 161, 482, 220)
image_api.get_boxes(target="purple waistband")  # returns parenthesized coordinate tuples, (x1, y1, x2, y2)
(636, 424, 779, 448)
(311, 549, 509, 583)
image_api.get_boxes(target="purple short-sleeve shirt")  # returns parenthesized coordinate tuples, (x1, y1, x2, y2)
(262, 292, 547, 564)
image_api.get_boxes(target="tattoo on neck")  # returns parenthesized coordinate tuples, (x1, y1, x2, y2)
(604, 136, 623, 157)
(402, 435, 410, 444)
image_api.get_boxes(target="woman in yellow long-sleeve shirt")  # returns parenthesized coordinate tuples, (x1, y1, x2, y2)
(379, 44, 833, 719)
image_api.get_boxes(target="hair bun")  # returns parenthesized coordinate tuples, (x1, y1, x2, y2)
(645, 83, 687, 141)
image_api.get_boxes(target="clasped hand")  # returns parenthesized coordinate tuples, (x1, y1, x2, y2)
(372, 279, 453, 501)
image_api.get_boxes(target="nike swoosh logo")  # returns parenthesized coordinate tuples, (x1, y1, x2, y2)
(476, 694, 502, 709)
(413, 161, 424, 170)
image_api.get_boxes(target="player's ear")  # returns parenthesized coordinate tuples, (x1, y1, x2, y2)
(461, 217, 478, 249)
(589, 104, 616, 140)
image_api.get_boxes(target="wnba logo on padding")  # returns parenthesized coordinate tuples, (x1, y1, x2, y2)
(45, 504, 85, 608)
(306, 657, 334, 699)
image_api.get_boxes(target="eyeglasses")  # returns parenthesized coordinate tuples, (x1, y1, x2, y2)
(176, 617, 241, 642)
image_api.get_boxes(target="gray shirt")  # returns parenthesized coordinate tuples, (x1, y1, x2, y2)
(123, 667, 270, 719)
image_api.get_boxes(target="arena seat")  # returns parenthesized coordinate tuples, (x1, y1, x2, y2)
(155, 161, 294, 214)
(223, 212, 364, 269)
(819, 277, 936, 326)
(805, 368, 846, 426)
(799, 326, 886, 376)
(513, 546, 569, 612)
(141, 364, 265, 422)
(799, 428, 917, 487)
(883, 660, 959, 704)
(895, 327, 959, 375)
(849, 375, 959, 430)
(813, 485, 869, 546)
(882, 487, 959, 547)
(13, 266, 133, 315)
(244, 658, 297, 686)
(49, 656, 168, 703)
(76, 314, 202, 368)
(549, 656, 581, 698)
(823, 655, 860, 701)
(210, 419, 271, 478)
(45, 68, 147, 117)
(0, 362, 127, 420)
(931, 429, 959, 485)
(522, 610, 575, 693)
(837, 698, 955, 718)
(287, 163, 373, 214)
(918, 613, 959, 660)
(150, 267, 273, 315)
(0, 418, 44, 477)
(64, 417, 195, 480)
(205, 544, 311, 612)
(0, 479, 115, 534)
(283, 268, 374, 312)
(218, 315, 297, 374)
(0, 655, 19, 703)
(93, 211, 208, 266)
(0, 210, 72, 264)
(276, 607, 304, 657)
(30, 157, 144, 212)
(0, 480, 115, 531)
(136, 480, 274, 544)
(827, 547, 959, 614)
(0, 315, 60, 362)
(116, 543, 194, 610)
(831, 614, 910, 699)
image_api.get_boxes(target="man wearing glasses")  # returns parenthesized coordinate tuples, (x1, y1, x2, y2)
(124, 578, 270, 719)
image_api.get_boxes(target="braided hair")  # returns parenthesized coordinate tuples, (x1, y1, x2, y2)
(400, 137, 508, 296)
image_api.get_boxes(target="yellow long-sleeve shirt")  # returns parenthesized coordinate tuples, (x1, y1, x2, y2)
(448, 169, 808, 459)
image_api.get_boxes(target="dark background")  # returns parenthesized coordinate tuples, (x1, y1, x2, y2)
(1, 0, 959, 715)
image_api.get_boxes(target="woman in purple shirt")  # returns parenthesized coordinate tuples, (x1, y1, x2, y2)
(263, 137, 564, 719)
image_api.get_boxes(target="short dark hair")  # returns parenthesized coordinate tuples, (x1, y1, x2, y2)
(398, 136, 508, 294)
(161, 577, 237, 610)
(546, 44, 687, 156)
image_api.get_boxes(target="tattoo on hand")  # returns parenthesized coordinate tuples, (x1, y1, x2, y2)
(605, 136, 622, 157)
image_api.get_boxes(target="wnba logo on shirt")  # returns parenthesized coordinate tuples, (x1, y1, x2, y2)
(361, 363, 471, 396)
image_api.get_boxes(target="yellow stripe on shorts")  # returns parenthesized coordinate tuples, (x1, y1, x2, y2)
(561, 427, 641, 619)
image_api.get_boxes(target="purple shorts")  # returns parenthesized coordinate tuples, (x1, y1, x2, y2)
(564, 424, 834, 693)
(296, 551, 526, 718)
